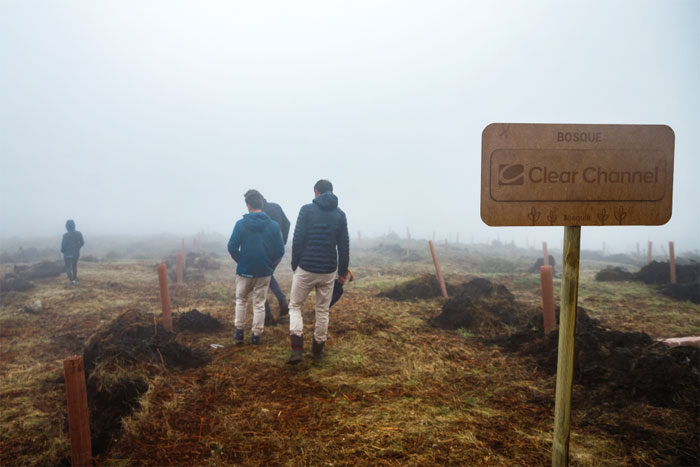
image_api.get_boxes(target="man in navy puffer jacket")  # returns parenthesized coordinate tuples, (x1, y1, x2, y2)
(228, 191, 285, 345)
(286, 179, 349, 364)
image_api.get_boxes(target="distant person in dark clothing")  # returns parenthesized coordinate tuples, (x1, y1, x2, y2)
(286, 179, 349, 364)
(61, 219, 84, 286)
(228, 191, 285, 345)
(244, 189, 291, 324)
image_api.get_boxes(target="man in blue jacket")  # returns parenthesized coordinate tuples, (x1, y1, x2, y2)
(286, 179, 350, 364)
(61, 219, 84, 286)
(227, 191, 285, 345)
(243, 189, 291, 324)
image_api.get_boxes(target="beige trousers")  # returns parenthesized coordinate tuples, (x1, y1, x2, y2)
(288, 267, 336, 342)
(235, 275, 271, 336)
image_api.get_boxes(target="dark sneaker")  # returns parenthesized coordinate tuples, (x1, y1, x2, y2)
(251, 333, 261, 345)
(233, 329, 244, 345)
(71, 280, 77, 286)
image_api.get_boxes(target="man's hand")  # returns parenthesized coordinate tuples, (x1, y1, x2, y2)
(337, 273, 348, 286)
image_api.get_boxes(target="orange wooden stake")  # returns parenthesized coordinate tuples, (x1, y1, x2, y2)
(157, 264, 173, 332)
(540, 265, 556, 334)
(669, 241, 677, 284)
(63, 356, 92, 467)
(176, 253, 184, 286)
(428, 240, 449, 299)
(543, 241, 549, 266)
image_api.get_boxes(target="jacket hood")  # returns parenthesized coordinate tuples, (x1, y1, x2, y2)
(313, 192, 338, 210)
(65, 220, 76, 232)
(242, 212, 271, 231)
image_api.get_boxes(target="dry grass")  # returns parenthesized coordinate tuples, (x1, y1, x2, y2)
(0, 252, 697, 465)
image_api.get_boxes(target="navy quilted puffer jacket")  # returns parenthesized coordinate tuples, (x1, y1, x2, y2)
(291, 192, 349, 276)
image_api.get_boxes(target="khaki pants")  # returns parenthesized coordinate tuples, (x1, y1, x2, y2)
(235, 275, 271, 336)
(288, 267, 336, 342)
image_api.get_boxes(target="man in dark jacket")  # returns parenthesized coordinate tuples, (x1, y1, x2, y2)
(286, 179, 350, 364)
(228, 191, 285, 345)
(61, 219, 84, 286)
(244, 189, 291, 324)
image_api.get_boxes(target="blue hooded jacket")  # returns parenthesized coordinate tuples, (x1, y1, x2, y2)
(61, 220, 84, 259)
(292, 192, 349, 275)
(228, 212, 285, 277)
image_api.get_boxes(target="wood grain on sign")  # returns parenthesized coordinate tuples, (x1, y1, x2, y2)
(481, 124, 674, 226)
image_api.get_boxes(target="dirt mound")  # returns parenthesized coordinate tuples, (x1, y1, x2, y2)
(502, 307, 699, 411)
(659, 282, 700, 304)
(529, 255, 556, 274)
(83, 309, 209, 455)
(377, 274, 455, 300)
(0, 273, 34, 293)
(176, 309, 223, 333)
(22, 260, 65, 279)
(633, 260, 699, 284)
(430, 279, 530, 333)
(595, 266, 634, 281)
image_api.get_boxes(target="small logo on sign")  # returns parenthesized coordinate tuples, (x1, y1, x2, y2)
(498, 164, 524, 185)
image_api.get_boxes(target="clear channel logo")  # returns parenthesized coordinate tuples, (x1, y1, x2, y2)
(498, 164, 524, 186)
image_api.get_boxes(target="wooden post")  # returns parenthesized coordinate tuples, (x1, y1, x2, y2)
(157, 264, 173, 332)
(63, 356, 92, 467)
(176, 253, 184, 285)
(669, 241, 677, 284)
(540, 265, 556, 334)
(552, 226, 581, 466)
(428, 241, 449, 299)
(444, 238, 449, 257)
(647, 241, 652, 264)
(543, 242, 549, 266)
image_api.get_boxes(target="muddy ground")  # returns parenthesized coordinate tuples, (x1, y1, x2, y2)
(1, 245, 699, 466)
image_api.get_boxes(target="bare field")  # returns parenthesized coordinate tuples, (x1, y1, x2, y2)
(1, 246, 698, 466)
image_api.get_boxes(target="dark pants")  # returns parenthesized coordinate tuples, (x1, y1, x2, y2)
(64, 257, 78, 282)
(264, 275, 288, 316)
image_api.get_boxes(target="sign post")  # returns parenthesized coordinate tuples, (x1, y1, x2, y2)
(482, 123, 674, 466)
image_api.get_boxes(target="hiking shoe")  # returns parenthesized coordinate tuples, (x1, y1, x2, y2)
(286, 334, 303, 364)
(233, 329, 244, 345)
(71, 280, 77, 286)
(251, 333, 261, 345)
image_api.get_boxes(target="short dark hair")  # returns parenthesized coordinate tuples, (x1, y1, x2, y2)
(314, 179, 333, 194)
(244, 189, 262, 199)
(244, 191, 263, 210)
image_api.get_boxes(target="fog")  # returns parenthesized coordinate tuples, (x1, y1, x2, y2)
(1, 1, 698, 254)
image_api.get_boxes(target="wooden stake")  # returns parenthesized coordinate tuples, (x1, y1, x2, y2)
(428, 240, 449, 299)
(647, 241, 652, 264)
(157, 264, 173, 332)
(552, 226, 581, 466)
(176, 253, 184, 286)
(669, 241, 677, 284)
(543, 241, 549, 266)
(406, 228, 411, 257)
(63, 356, 92, 467)
(540, 265, 556, 334)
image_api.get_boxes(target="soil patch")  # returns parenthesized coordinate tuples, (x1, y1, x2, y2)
(501, 307, 700, 412)
(176, 309, 223, 333)
(83, 309, 209, 455)
(529, 255, 556, 274)
(595, 266, 634, 282)
(430, 279, 532, 334)
(659, 282, 700, 304)
(22, 260, 65, 279)
(0, 273, 34, 293)
(377, 274, 456, 300)
(633, 260, 699, 284)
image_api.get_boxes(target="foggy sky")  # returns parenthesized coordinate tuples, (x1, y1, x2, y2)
(1, 1, 699, 253)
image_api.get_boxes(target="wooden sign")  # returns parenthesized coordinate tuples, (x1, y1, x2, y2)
(481, 123, 674, 226)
